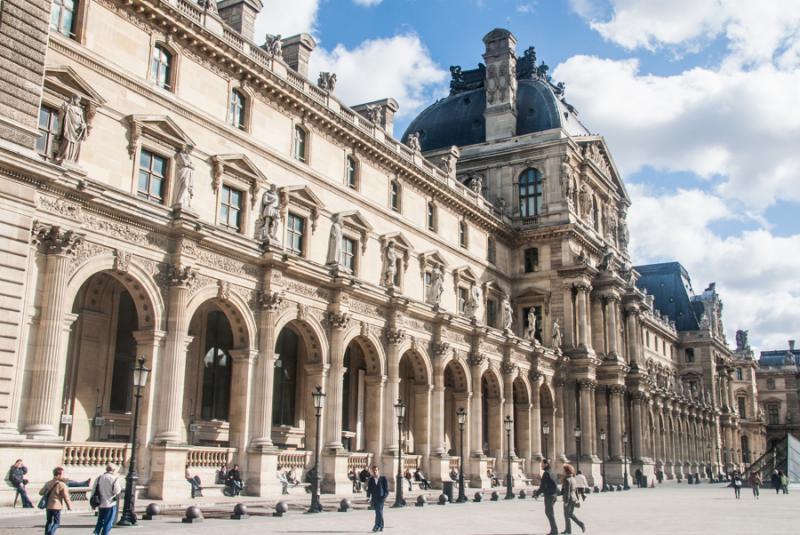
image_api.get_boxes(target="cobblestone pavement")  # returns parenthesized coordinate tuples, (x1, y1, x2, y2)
(0, 483, 795, 535)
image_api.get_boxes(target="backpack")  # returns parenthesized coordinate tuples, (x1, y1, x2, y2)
(89, 478, 101, 509)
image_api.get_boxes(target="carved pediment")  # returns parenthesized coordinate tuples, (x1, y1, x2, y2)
(419, 250, 448, 268)
(280, 185, 322, 231)
(578, 138, 629, 203)
(44, 66, 106, 106)
(336, 210, 372, 252)
(452, 265, 478, 286)
(211, 154, 266, 205)
(380, 232, 413, 269)
(126, 115, 194, 158)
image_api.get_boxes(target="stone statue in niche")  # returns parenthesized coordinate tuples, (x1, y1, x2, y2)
(578, 184, 592, 219)
(428, 265, 444, 307)
(524, 309, 537, 341)
(560, 157, 574, 200)
(469, 174, 483, 194)
(464, 283, 480, 319)
(406, 132, 421, 152)
(735, 329, 749, 351)
(617, 207, 630, 249)
(264, 34, 282, 57)
(56, 95, 88, 164)
(326, 214, 343, 266)
(317, 72, 337, 91)
(501, 293, 514, 332)
(257, 184, 281, 244)
(552, 319, 562, 349)
(382, 241, 398, 288)
(173, 145, 194, 209)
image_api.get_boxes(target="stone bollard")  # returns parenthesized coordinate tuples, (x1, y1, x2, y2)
(473, 491, 483, 502)
(490, 491, 500, 501)
(273, 501, 289, 517)
(438, 494, 448, 505)
(415, 495, 427, 507)
(143, 503, 161, 521)
(593, 486, 599, 493)
(338, 498, 353, 512)
(518, 489, 526, 499)
(181, 506, 203, 524)
(231, 503, 249, 520)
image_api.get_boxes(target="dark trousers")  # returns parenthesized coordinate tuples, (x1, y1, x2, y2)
(543, 495, 558, 535)
(733, 486, 740, 499)
(14, 483, 33, 508)
(563, 500, 584, 534)
(94, 505, 117, 535)
(372, 497, 385, 530)
(44, 509, 61, 535)
(187, 476, 202, 497)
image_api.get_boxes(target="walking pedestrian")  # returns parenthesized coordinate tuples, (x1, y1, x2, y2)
(92, 464, 121, 535)
(574, 470, 589, 501)
(533, 459, 559, 535)
(39, 466, 72, 535)
(366, 465, 389, 532)
(780, 471, 789, 494)
(770, 469, 780, 493)
(561, 464, 586, 534)
(6, 459, 33, 508)
(731, 470, 742, 499)
(748, 471, 761, 499)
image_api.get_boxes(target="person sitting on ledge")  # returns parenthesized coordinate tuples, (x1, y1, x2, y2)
(225, 464, 243, 496)
(414, 468, 430, 490)
(449, 468, 459, 481)
(185, 465, 202, 498)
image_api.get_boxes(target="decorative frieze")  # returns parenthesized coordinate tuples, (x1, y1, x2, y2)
(285, 280, 330, 301)
(38, 196, 84, 221)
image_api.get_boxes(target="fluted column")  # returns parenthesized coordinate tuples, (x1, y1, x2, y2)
(625, 305, 640, 364)
(383, 328, 404, 453)
(469, 355, 484, 457)
(609, 386, 624, 459)
(431, 361, 446, 455)
(575, 283, 592, 349)
(579, 379, 596, 457)
(530, 374, 542, 458)
(24, 225, 83, 436)
(501, 362, 516, 458)
(154, 265, 195, 443)
(605, 296, 620, 358)
(250, 293, 282, 447)
(630, 393, 644, 461)
(324, 311, 349, 450)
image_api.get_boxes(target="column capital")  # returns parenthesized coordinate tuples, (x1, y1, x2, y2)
(467, 351, 485, 368)
(32, 223, 83, 255)
(500, 360, 517, 376)
(167, 265, 197, 287)
(258, 290, 284, 311)
(431, 341, 450, 357)
(383, 326, 405, 345)
(608, 384, 626, 396)
(326, 311, 350, 330)
(578, 378, 597, 391)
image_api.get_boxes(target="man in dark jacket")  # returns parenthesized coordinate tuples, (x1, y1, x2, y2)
(534, 459, 559, 535)
(7, 459, 33, 508)
(366, 465, 389, 532)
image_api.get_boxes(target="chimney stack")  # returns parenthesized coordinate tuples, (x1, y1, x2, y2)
(352, 98, 400, 135)
(790, 340, 796, 351)
(281, 34, 317, 77)
(482, 28, 517, 142)
(217, 0, 264, 42)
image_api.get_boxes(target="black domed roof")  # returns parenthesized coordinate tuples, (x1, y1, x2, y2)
(402, 73, 589, 152)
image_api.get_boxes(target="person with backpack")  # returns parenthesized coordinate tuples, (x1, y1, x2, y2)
(92, 464, 122, 535)
(533, 459, 560, 535)
(39, 466, 72, 535)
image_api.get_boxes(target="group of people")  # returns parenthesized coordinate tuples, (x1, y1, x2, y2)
(730, 468, 791, 500)
(533, 460, 587, 535)
(347, 465, 430, 494)
(276, 465, 301, 495)
(184, 462, 243, 498)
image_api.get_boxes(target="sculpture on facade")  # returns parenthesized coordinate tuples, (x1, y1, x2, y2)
(501, 294, 514, 332)
(317, 72, 337, 91)
(56, 95, 88, 164)
(469, 174, 483, 194)
(578, 184, 592, 219)
(552, 319, 562, 349)
(735, 329, 749, 351)
(382, 241, 398, 288)
(326, 214, 343, 266)
(256, 185, 281, 243)
(264, 34, 282, 57)
(560, 157, 574, 200)
(524, 309, 537, 341)
(364, 104, 383, 125)
(464, 284, 480, 319)
(617, 207, 630, 249)
(406, 132, 421, 152)
(428, 265, 444, 306)
(173, 145, 194, 208)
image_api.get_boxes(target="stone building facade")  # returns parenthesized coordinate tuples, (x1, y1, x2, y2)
(757, 342, 800, 448)
(0, 1, 748, 502)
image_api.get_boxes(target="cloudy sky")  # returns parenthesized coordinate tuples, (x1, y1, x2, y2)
(255, 0, 800, 353)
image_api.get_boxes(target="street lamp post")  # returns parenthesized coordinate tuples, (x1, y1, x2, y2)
(574, 426, 582, 473)
(393, 399, 407, 508)
(117, 356, 150, 527)
(622, 432, 630, 490)
(456, 408, 467, 503)
(308, 386, 325, 513)
(504, 416, 514, 500)
(599, 428, 607, 491)
(542, 421, 550, 460)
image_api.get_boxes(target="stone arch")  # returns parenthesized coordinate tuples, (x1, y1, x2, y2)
(513, 375, 531, 405)
(66, 253, 163, 330)
(481, 365, 503, 458)
(398, 346, 432, 385)
(481, 366, 503, 399)
(442, 354, 471, 392)
(341, 327, 385, 376)
(443, 357, 471, 455)
(274, 306, 328, 365)
(184, 283, 256, 350)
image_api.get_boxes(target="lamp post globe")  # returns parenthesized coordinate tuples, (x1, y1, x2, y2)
(118, 356, 149, 526)
(542, 421, 550, 461)
(456, 408, 467, 503)
(504, 416, 514, 500)
(392, 399, 407, 508)
(308, 386, 326, 513)
(599, 428, 606, 491)
(574, 426, 582, 473)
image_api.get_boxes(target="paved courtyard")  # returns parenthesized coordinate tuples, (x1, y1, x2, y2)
(0, 483, 795, 535)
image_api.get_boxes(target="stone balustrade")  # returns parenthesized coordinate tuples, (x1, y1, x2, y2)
(62, 443, 129, 467)
(186, 446, 236, 468)
(277, 450, 311, 470)
(346, 452, 373, 472)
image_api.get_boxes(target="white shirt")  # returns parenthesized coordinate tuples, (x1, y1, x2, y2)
(575, 474, 589, 489)
(95, 472, 122, 509)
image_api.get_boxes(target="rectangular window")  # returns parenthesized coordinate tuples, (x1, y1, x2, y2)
(686, 348, 695, 363)
(50, 0, 76, 38)
(391, 181, 401, 211)
(286, 213, 305, 255)
(137, 149, 167, 203)
(340, 237, 356, 272)
(737, 397, 746, 418)
(36, 105, 61, 158)
(427, 202, 436, 231)
(219, 185, 243, 231)
(486, 298, 497, 328)
(423, 271, 432, 301)
(294, 126, 307, 162)
(523, 247, 539, 273)
(767, 404, 779, 425)
(487, 238, 496, 264)
(735, 367, 743, 381)
(459, 221, 467, 248)
(346, 157, 357, 189)
(767, 378, 775, 390)
(458, 287, 468, 314)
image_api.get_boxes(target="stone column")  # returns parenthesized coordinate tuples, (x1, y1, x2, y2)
(630, 393, 644, 461)
(364, 375, 386, 461)
(413, 384, 432, 469)
(554, 380, 566, 460)
(324, 312, 349, 450)
(154, 266, 195, 443)
(605, 296, 620, 358)
(530, 374, 542, 459)
(383, 329, 404, 454)
(578, 380, 596, 458)
(575, 283, 592, 349)
(469, 357, 484, 457)
(24, 225, 83, 437)
(591, 295, 604, 352)
(430, 364, 446, 455)
(608, 386, 624, 460)
(229, 349, 257, 455)
(562, 284, 576, 349)
(249, 293, 281, 447)
(625, 305, 640, 364)
(131, 330, 167, 445)
(501, 362, 516, 458)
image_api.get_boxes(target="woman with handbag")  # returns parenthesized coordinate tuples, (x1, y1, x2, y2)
(39, 467, 72, 535)
(561, 464, 586, 534)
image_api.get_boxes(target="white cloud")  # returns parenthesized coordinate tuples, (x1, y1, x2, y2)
(353, 0, 383, 6)
(310, 34, 448, 121)
(254, 0, 319, 39)
(627, 185, 800, 351)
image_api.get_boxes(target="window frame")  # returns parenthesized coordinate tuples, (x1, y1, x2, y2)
(458, 220, 468, 249)
(36, 104, 61, 160)
(487, 237, 496, 264)
(50, 0, 78, 38)
(293, 124, 308, 163)
(218, 183, 245, 233)
(345, 155, 359, 190)
(427, 201, 437, 231)
(228, 88, 247, 131)
(340, 235, 358, 274)
(286, 212, 306, 256)
(523, 247, 539, 273)
(136, 148, 169, 204)
(390, 179, 402, 212)
(149, 43, 175, 92)
(518, 168, 543, 218)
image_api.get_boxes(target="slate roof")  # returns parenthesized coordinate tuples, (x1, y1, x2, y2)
(759, 349, 800, 368)
(634, 262, 701, 332)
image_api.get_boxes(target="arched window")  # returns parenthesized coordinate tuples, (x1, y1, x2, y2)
(150, 45, 173, 90)
(346, 156, 357, 189)
(229, 89, 246, 130)
(201, 310, 232, 421)
(518, 168, 543, 218)
(293, 125, 307, 162)
(108, 290, 137, 413)
(273, 328, 299, 426)
(50, 0, 77, 38)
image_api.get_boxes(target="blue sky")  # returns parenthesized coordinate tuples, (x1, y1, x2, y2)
(256, 0, 800, 352)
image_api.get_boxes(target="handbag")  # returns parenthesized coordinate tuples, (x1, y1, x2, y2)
(89, 479, 101, 509)
(37, 484, 53, 510)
